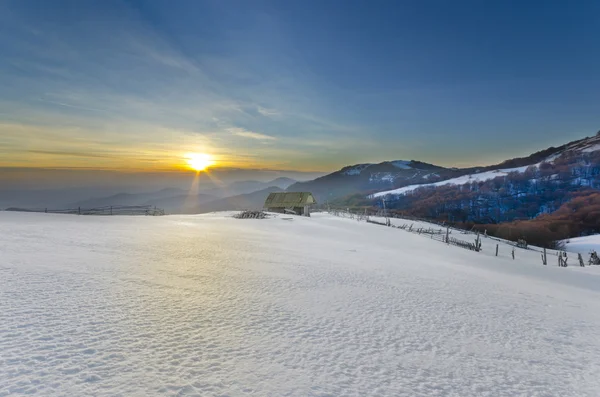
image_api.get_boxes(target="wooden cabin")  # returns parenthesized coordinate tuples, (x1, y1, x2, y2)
(263, 192, 317, 216)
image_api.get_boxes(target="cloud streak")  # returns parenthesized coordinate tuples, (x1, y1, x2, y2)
(257, 106, 280, 117)
(228, 128, 276, 141)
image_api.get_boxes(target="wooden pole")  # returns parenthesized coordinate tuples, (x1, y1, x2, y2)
(512, 248, 515, 260)
(495, 244, 499, 256)
(542, 248, 547, 265)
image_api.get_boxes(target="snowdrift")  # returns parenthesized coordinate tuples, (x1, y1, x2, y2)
(563, 234, 600, 255)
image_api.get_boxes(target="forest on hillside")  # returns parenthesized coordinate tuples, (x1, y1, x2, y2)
(332, 150, 600, 247)
(467, 190, 600, 248)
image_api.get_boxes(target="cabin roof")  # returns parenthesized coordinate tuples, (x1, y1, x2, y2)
(264, 192, 316, 208)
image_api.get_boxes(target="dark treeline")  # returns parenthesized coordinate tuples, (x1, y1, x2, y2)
(384, 151, 600, 223)
(466, 191, 600, 248)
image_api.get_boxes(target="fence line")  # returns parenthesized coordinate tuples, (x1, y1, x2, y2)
(6, 205, 164, 216)
(328, 209, 482, 253)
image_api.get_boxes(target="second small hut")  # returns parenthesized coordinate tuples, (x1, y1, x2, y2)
(263, 192, 316, 216)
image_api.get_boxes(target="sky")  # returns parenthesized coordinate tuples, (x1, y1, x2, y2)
(1, 0, 600, 176)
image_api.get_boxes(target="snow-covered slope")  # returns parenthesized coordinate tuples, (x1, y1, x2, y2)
(371, 134, 600, 198)
(1, 212, 600, 396)
(341, 161, 414, 176)
(341, 163, 372, 175)
(563, 235, 600, 255)
(371, 165, 531, 197)
(372, 134, 600, 198)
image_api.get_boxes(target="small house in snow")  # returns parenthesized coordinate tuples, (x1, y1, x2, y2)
(264, 192, 316, 216)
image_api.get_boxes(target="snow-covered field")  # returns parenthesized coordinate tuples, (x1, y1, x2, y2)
(1, 212, 600, 396)
(563, 235, 600, 255)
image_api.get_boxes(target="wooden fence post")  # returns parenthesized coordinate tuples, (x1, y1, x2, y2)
(578, 253, 585, 267)
(542, 248, 547, 265)
(512, 248, 515, 260)
(495, 244, 499, 257)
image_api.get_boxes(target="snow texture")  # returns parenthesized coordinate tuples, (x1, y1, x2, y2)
(341, 164, 371, 175)
(563, 235, 600, 255)
(390, 160, 412, 169)
(1, 212, 600, 397)
(581, 143, 600, 153)
(369, 172, 396, 183)
(372, 165, 532, 197)
(371, 136, 600, 198)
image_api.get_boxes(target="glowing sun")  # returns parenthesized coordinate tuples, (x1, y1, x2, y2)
(185, 153, 214, 171)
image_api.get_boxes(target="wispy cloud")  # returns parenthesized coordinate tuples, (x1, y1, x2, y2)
(228, 127, 276, 141)
(27, 150, 118, 159)
(257, 106, 280, 117)
(0, 1, 371, 172)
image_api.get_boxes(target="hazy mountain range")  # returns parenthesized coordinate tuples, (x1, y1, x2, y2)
(61, 177, 296, 213)
(0, 175, 299, 211)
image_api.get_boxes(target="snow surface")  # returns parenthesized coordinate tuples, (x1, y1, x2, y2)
(581, 143, 600, 153)
(1, 212, 600, 396)
(372, 165, 532, 198)
(390, 160, 412, 169)
(341, 164, 371, 176)
(371, 136, 600, 198)
(563, 235, 600, 255)
(369, 172, 395, 183)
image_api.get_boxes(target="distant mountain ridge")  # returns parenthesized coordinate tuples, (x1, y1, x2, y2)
(69, 188, 190, 209)
(320, 132, 600, 246)
(373, 133, 600, 198)
(288, 160, 451, 202)
(181, 186, 283, 214)
(202, 177, 295, 198)
(291, 132, 600, 203)
(65, 177, 296, 213)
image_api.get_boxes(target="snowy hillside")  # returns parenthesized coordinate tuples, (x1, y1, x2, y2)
(288, 160, 448, 202)
(341, 163, 372, 175)
(371, 165, 531, 198)
(371, 134, 600, 198)
(563, 235, 600, 255)
(341, 161, 414, 176)
(1, 212, 600, 396)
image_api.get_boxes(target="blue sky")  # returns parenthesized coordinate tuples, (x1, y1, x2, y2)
(1, 0, 599, 172)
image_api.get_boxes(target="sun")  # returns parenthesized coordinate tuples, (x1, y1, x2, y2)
(185, 153, 214, 171)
